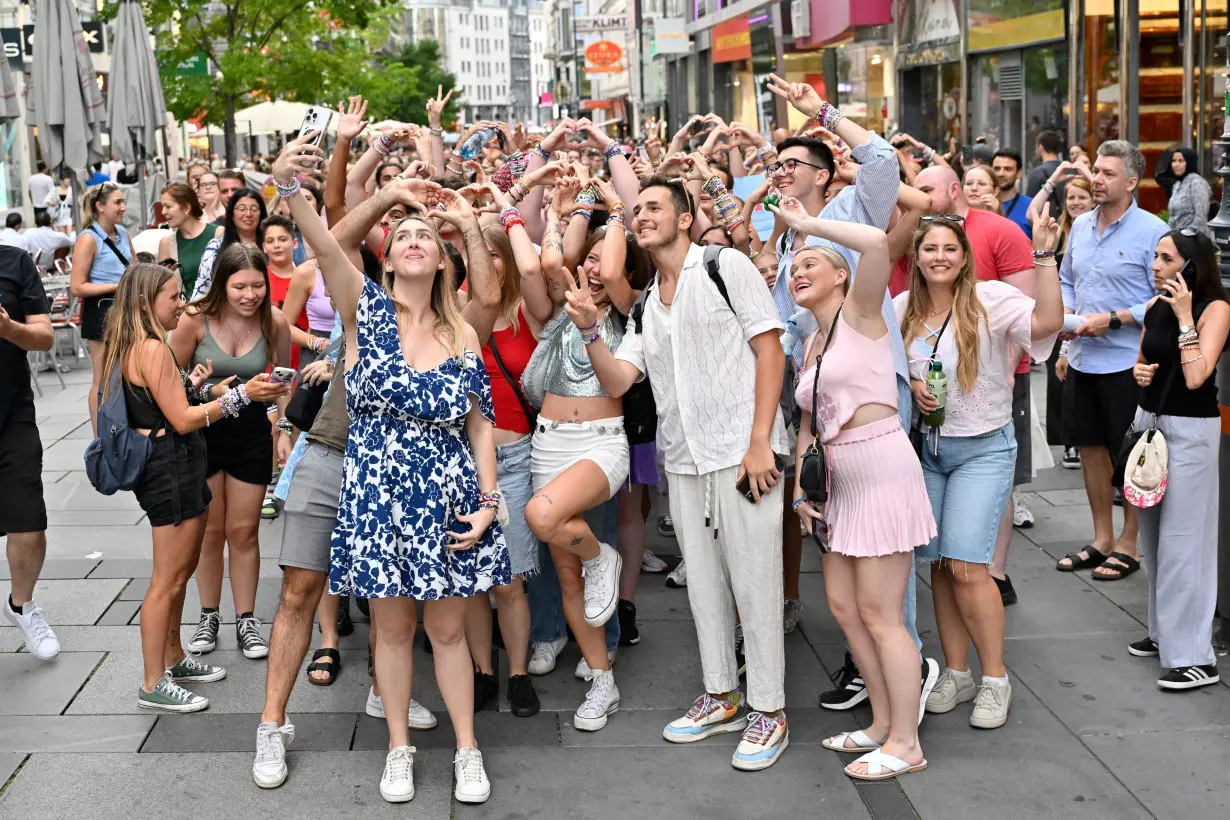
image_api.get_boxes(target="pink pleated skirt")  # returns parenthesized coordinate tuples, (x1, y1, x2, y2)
(822, 416, 937, 558)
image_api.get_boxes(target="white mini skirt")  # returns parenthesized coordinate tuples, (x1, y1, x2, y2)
(530, 416, 629, 499)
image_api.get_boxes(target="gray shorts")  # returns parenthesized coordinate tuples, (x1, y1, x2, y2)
(278, 440, 344, 574)
(1012, 372, 1032, 486)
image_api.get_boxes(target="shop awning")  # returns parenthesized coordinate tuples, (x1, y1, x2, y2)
(797, 0, 892, 48)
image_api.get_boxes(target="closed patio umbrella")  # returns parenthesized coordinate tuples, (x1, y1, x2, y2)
(0, 55, 19, 122)
(108, 0, 167, 227)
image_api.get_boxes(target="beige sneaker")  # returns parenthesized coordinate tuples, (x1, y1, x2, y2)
(925, 669, 977, 714)
(969, 678, 1012, 729)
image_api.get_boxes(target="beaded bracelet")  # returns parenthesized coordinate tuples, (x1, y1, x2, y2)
(534, 145, 552, 161)
(724, 213, 746, 229)
(499, 206, 521, 225)
(574, 208, 593, 220)
(274, 177, 301, 199)
(1182, 354, 1205, 365)
(429, 126, 443, 137)
(502, 216, 526, 234)
(815, 101, 845, 131)
(374, 132, 395, 157)
(1032, 249, 1056, 259)
(792, 498, 808, 510)
(478, 489, 502, 504)
(196, 383, 213, 403)
(581, 328, 602, 345)
(756, 144, 777, 161)
(608, 214, 626, 230)
(603, 143, 623, 160)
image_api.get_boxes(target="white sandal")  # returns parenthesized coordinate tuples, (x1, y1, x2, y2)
(844, 750, 928, 781)
(822, 730, 881, 753)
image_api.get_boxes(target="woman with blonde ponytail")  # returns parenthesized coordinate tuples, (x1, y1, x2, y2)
(892, 214, 1064, 732)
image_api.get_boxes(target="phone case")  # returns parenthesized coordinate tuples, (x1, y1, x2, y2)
(298, 106, 333, 146)
(736, 453, 790, 500)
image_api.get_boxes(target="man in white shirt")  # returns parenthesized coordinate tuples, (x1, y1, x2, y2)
(574, 176, 792, 771)
(23, 211, 73, 271)
(27, 165, 54, 223)
(0, 214, 27, 252)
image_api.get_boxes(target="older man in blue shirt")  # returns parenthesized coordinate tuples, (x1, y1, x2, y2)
(1056, 140, 1167, 581)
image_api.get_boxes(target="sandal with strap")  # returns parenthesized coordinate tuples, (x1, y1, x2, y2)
(845, 750, 928, 781)
(306, 648, 341, 686)
(822, 730, 882, 753)
(1092, 552, 1140, 581)
(1056, 546, 1107, 572)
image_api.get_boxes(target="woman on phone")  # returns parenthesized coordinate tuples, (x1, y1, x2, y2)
(170, 244, 292, 661)
(1127, 229, 1229, 689)
(72, 183, 133, 433)
(275, 135, 508, 805)
(157, 182, 223, 298)
(101, 263, 287, 712)
(191, 188, 268, 301)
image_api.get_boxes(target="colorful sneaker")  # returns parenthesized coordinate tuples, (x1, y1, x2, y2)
(969, 677, 1012, 729)
(581, 542, 621, 627)
(926, 668, 977, 714)
(137, 672, 208, 713)
(236, 615, 269, 660)
(663, 692, 747, 743)
(1158, 665, 1219, 690)
(379, 745, 415, 803)
(168, 654, 226, 683)
(731, 710, 789, 771)
(365, 686, 438, 730)
(574, 647, 618, 681)
(665, 559, 687, 589)
(453, 747, 491, 804)
(657, 515, 675, 537)
(252, 721, 295, 789)
(641, 549, 668, 573)
(188, 610, 221, 654)
(4, 599, 59, 660)
(573, 669, 619, 731)
(783, 598, 803, 635)
(528, 635, 568, 676)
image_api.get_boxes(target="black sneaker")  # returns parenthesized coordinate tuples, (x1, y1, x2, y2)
(474, 671, 499, 711)
(734, 625, 747, 678)
(236, 614, 269, 660)
(507, 674, 541, 717)
(336, 595, 354, 637)
(356, 597, 370, 618)
(1062, 446, 1081, 469)
(820, 652, 868, 710)
(1158, 665, 1219, 690)
(1128, 637, 1159, 657)
(617, 600, 640, 646)
(994, 575, 1018, 607)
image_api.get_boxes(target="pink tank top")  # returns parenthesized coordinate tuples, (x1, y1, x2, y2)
(304, 267, 333, 332)
(794, 313, 898, 444)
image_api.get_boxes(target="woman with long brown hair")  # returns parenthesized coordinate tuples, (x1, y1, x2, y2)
(157, 182, 222, 298)
(102, 263, 287, 712)
(894, 214, 1063, 731)
(170, 244, 292, 661)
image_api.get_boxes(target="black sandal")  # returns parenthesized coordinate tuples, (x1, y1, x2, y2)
(1056, 546, 1107, 572)
(1092, 552, 1141, 581)
(306, 648, 341, 686)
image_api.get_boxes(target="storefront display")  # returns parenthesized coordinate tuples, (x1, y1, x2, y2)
(895, 0, 962, 147)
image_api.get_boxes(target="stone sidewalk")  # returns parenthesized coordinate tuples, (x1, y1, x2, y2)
(1, 362, 1228, 819)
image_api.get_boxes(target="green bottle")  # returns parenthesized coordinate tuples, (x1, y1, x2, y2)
(762, 193, 780, 208)
(923, 360, 947, 428)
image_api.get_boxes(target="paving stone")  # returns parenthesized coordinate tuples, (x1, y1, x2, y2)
(95, 599, 142, 626)
(623, 582, 696, 622)
(0, 752, 25, 788)
(131, 581, 285, 625)
(0, 715, 155, 752)
(39, 439, 90, 473)
(0, 653, 104, 715)
(18, 578, 126, 626)
(40, 478, 143, 512)
(35, 416, 89, 443)
(141, 712, 357, 753)
(0, 750, 455, 819)
(119, 578, 150, 600)
(1035, 488, 1095, 507)
(88, 558, 154, 578)
(0, 558, 100, 581)
(1082, 727, 1230, 816)
(0, 625, 146, 653)
(353, 709, 559, 750)
(0, 629, 27, 652)
(44, 526, 153, 561)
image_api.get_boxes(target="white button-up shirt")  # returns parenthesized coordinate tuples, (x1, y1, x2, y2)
(616, 244, 789, 475)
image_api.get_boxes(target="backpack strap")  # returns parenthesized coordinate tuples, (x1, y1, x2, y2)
(702, 245, 734, 313)
(630, 277, 656, 335)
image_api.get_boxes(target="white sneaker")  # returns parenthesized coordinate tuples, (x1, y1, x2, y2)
(970, 677, 1012, 729)
(379, 745, 415, 803)
(5, 599, 59, 660)
(575, 647, 618, 681)
(574, 669, 620, 731)
(252, 721, 295, 789)
(365, 687, 438, 730)
(1011, 492, 1034, 529)
(641, 549, 668, 573)
(453, 747, 491, 804)
(581, 542, 621, 627)
(528, 635, 568, 676)
(665, 559, 687, 589)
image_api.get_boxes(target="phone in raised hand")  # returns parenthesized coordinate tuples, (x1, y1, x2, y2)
(297, 106, 334, 150)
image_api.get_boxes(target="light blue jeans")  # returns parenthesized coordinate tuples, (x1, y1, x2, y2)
(919, 423, 1017, 565)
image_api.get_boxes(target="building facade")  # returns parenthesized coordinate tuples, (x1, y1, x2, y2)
(404, 0, 514, 123)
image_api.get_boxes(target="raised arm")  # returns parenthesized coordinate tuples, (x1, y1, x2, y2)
(484, 183, 552, 328)
(1027, 203, 1066, 339)
(326, 96, 369, 228)
(433, 187, 500, 346)
(576, 118, 640, 210)
(591, 179, 636, 315)
(425, 86, 454, 176)
(889, 183, 933, 267)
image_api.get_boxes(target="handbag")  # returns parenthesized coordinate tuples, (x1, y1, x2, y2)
(909, 310, 952, 458)
(488, 334, 538, 430)
(285, 335, 344, 431)
(84, 368, 157, 495)
(798, 306, 843, 504)
(1114, 361, 1178, 492)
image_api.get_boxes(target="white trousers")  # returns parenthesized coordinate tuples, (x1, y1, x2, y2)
(668, 466, 785, 711)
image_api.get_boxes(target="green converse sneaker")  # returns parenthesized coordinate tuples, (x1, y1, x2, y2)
(137, 673, 209, 713)
(168, 654, 227, 683)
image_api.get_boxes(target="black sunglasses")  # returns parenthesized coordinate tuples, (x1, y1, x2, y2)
(766, 158, 826, 177)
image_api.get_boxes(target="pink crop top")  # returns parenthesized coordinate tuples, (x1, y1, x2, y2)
(794, 313, 898, 444)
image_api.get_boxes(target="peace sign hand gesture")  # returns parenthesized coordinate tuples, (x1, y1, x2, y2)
(1033, 202, 1061, 253)
(766, 73, 824, 118)
(562, 266, 599, 331)
(426, 85, 456, 129)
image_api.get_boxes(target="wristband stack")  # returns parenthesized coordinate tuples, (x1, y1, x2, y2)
(607, 202, 627, 229)
(500, 206, 525, 233)
(814, 101, 845, 131)
(508, 180, 530, 204)
(603, 143, 623, 161)
(274, 177, 300, 199)
(703, 176, 743, 228)
(1179, 329, 1200, 351)
(374, 132, 395, 157)
(534, 145, 553, 162)
(478, 490, 501, 512)
(217, 384, 251, 419)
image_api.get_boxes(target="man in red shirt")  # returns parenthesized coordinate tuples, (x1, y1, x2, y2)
(890, 166, 1036, 607)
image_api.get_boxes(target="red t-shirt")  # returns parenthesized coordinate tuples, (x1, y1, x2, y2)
(482, 305, 538, 434)
(890, 208, 1036, 373)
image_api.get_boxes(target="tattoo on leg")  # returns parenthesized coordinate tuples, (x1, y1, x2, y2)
(533, 493, 554, 506)
(569, 536, 584, 546)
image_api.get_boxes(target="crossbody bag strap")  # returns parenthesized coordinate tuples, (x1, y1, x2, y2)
(911, 310, 953, 435)
(488, 334, 538, 429)
(90, 225, 129, 267)
(808, 305, 844, 440)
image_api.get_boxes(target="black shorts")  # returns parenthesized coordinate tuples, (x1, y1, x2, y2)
(0, 419, 48, 534)
(202, 401, 274, 486)
(134, 430, 212, 527)
(1011, 372, 1032, 486)
(81, 295, 115, 342)
(1061, 367, 1140, 450)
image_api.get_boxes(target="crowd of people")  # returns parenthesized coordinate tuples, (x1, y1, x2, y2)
(1, 78, 1227, 805)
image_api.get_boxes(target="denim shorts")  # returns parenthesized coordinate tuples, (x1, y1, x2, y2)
(497, 434, 539, 577)
(918, 423, 1016, 565)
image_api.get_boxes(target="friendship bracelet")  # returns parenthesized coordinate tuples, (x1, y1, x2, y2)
(756, 144, 777, 162)
(534, 145, 552, 161)
(499, 206, 521, 224)
(603, 143, 623, 160)
(574, 208, 593, 220)
(815, 101, 845, 131)
(508, 181, 529, 204)
(581, 329, 602, 345)
(576, 322, 598, 332)
(429, 126, 443, 138)
(502, 216, 526, 234)
(1034, 261, 1058, 268)
(274, 178, 301, 199)
(1032, 249, 1056, 259)
(723, 212, 746, 229)
(792, 498, 808, 510)
(1182, 354, 1205, 365)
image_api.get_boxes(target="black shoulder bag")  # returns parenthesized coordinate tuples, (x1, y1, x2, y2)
(798, 306, 844, 504)
(908, 310, 952, 458)
(285, 335, 344, 431)
(489, 335, 538, 431)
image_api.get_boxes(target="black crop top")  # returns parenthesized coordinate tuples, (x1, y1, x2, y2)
(1138, 298, 1218, 418)
(123, 380, 168, 430)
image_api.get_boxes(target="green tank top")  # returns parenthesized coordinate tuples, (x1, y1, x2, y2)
(176, 227, 213, 297)
(193, 321, 268, 383)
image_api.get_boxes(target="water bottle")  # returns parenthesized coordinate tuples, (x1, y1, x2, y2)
(458, 127, 496, 161)
(781, 316, 798, 356)
(923, 360, 947, 428)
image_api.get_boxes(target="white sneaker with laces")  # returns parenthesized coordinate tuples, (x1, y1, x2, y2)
(4, 599, 59, 660)
(453, 747, 491, 804)
(969, 677, 1012, 729)
(365, 687, 438, 729)
(380, 745, 416, 803)
(581, 542, 621, 627)
(1011, 492, 1034, 529)
(575, 647, 618, 681)
(665, 559, 687, 589)
(236, 615, 269, 659)
(574, 669, 620, 731)
(641, 549, 668, 573)
(528, 635, 568, 676)
(252, 721, 296, 788)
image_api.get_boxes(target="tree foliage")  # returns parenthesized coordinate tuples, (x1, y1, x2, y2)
(359, 40, 462, 128)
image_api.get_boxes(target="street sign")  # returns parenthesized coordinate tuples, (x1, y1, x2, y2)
(584, 40, 624, 75)
(575, 15, 627, 33)
(175, 52, 210, 77)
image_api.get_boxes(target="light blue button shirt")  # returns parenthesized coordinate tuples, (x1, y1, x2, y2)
(1059, 202, 1168, 374)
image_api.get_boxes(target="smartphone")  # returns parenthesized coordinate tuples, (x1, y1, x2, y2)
(637, 146, 650, 162)
(269, 366, 297, 386)
(1178, 259, 1198, 291)
(735, 454, 790, 501)
(297, 106, 333, 148)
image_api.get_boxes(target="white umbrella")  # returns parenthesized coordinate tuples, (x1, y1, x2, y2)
(0, 55, 19, 122)
(235, 100, 330, 136)
(108, 0, 167, 227)
(28, 0, 105, 184)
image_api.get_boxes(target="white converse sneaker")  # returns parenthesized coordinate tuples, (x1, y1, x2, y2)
(252, 721, 295, 788)
(528, 635, 568, 676)
(5, 599, 59, 660)
(574, 647, 618, 681)
(380, 745, 415, 803)
(365, 686, 438, 730)
(574, 669, 619, 731)
(453, 747, 491, 804)
(581, 542, 621, 627)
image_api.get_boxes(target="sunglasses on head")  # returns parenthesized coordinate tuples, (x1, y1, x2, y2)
(920, 214, 965, 224)
(1178, 227, 1200, 237)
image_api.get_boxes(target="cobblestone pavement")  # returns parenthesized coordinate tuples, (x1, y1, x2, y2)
(2, 361, 1228, 819)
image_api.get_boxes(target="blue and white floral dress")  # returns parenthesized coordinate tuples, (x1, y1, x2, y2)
(329, 279, 510, 600)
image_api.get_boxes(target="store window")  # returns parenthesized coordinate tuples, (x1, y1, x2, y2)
(900, 61, 961, 149)
(969, 46, 1067, 167)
